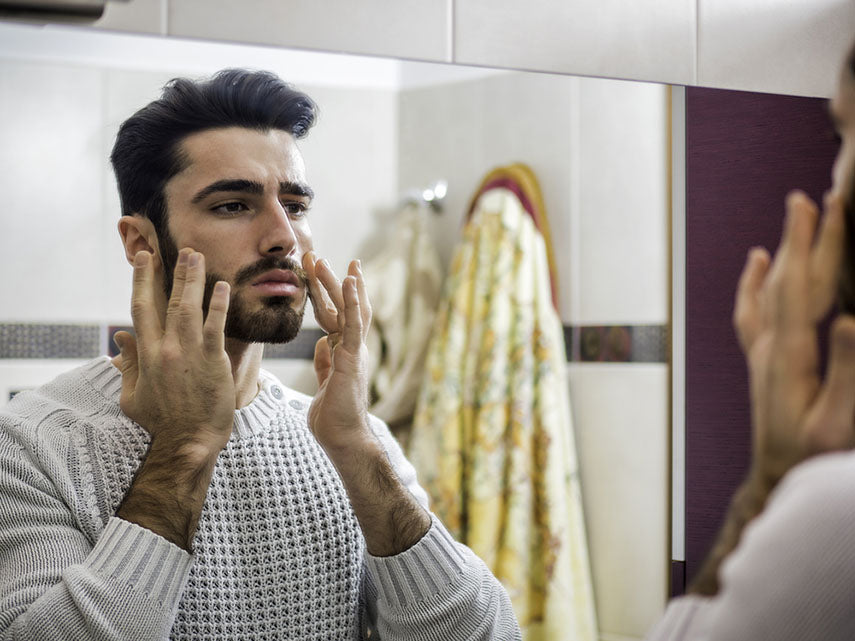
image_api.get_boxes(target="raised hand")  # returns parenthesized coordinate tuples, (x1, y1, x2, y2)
(302, 252, 374, 453)
(113, 248, 234, 550)
(734, 191, 855, 491)
(114, 248, 235, 455)
(691, 192, 855, 596)
(301, 252, 430, 556)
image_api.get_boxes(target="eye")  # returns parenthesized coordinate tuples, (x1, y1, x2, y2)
(211, 201, 249, 216)
(282, 201, 310, 218)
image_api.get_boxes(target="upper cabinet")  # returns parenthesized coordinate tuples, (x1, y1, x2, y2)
(46, 0, 854, 98)
(697, 0, 855, 98)
(453, 0, 697, 88)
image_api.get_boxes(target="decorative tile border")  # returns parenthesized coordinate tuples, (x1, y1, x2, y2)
(1, 323, 669, 363)
(566, 324, 670, 363)
(0, 323, 101, 359)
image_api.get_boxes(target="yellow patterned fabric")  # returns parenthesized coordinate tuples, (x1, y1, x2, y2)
(409, 181, 598, 641)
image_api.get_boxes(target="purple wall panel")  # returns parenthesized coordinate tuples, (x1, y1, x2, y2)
(684, 87, 839, 588)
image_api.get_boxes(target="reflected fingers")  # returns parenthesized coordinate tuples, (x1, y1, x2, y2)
(349, 260, 372, 337)
(341, 275, 363, 351)
(809, 193, 846, 320)
(734, 247, 771, 353)
(165, 249, 191, 327)
(303, 252, 340, 333)
(768, 192, 820, 330)
(314, 258, 345, 321)
(130, 251, 162, 345)
(203, 281, 230, 356)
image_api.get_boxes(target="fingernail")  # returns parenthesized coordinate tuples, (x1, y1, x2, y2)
(357, 259, 362, 272)
(113, 333, 124, 350)
(189, 252, 200, 267)
(134, 252, 150, 267)
(320, 259, 331, 270)
(178, 250, 189, 265)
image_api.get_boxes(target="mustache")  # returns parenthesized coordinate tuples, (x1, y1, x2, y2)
(233, 256, 308, 288)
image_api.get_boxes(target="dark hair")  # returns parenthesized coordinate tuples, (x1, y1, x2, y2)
(110, 68, 317, 234)
(838, 40, 855, 313)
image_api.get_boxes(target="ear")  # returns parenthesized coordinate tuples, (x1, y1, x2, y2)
(118, 215, 161, 267)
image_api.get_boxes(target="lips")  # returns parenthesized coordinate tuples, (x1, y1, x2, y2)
(251, 269, 303, 297)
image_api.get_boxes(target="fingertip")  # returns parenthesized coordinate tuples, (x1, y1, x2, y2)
(832, 314, 855, 345)
(134, 251, 151, 268)
(786, 189, 810, 208)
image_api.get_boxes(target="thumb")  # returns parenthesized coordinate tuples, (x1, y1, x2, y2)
(113, 331, 139, 390)
(803, 315, 855, 455)
(313, 336, 332, 387)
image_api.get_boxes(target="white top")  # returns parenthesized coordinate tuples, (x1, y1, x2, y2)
(648, 450, 855, 640)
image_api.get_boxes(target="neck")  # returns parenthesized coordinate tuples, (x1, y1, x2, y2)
(226, 339, 265, 408)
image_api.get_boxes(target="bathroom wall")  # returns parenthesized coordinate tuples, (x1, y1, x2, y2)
(399, 72, 670, 639)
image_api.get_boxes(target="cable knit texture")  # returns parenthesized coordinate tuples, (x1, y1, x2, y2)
(0, 357, 520, 641)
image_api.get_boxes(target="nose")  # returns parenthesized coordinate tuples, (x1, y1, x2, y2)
(259, 200, 298, 258)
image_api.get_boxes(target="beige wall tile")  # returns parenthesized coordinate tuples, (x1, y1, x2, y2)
(454, 0, 696, 86)
(698, 0, 855, 98)
(0, 62, 106, 322)
(94, 0, 166, 35)
(169, 0, 450, 62)
(568, 363, 670, 639)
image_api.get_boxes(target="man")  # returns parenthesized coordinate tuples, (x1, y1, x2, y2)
(0, 69, 520, 640)
(648, 39, 855, 640)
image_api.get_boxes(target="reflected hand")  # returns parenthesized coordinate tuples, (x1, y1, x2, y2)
(734, 191, 855, 491)
(302, 252, 374, 453)
(114, 248, 235, 457)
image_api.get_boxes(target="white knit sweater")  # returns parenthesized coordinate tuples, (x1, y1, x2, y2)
(0, 357, 520, 640)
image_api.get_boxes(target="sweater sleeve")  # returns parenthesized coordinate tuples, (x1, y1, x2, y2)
(645, 451, 855, 641)
(0, 421, 193, 640)
(364, 416, 521, 641)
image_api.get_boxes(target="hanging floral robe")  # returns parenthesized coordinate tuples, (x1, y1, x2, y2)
(362, 204, 443, 445)
(409, 164, 597, 641)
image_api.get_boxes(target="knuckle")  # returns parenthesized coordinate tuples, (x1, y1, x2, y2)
(131, 300, 148, 318)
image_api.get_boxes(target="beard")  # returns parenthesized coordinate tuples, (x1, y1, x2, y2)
(158, 225, 308, 344)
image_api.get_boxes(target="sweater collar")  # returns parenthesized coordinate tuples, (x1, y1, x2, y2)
(81, 356, 296, 440)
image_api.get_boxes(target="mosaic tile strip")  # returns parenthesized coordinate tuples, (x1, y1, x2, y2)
(0, 323, 101, 359)
(105, 326, 325, 360)
(566, 324, 669, 363)
(263, 328, 325, 359)
(2, 323, 669, 363)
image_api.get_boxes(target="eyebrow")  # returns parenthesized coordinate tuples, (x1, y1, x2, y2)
(191, 179, 314, 204)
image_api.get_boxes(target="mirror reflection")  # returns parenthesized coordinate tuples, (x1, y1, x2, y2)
(0, 22, 669, 640)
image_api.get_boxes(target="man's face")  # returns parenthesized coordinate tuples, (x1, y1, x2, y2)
(160, 126, 314, 344)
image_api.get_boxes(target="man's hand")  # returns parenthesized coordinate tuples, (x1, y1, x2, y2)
(735, 191, 855, 492)
(302, 253, 373, 453)
(115, 248, 235, 455)
(691, 191, 855, 595)
(114, 248, 234, 550)
(302, 252, 430, 556)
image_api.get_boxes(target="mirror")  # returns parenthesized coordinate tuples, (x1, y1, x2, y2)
(0, 21, 670, 640)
